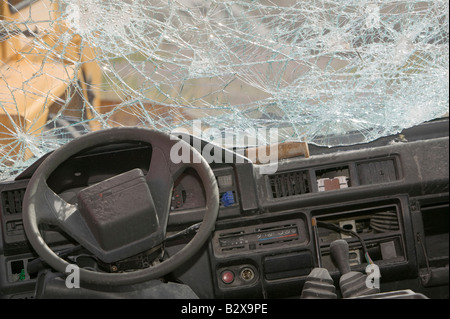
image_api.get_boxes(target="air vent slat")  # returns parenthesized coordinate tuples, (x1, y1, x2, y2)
(1, 189, 26, 215)
(269, 171, 310, 198)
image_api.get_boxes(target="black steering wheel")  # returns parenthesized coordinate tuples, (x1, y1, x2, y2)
(22, 127, 219, 286)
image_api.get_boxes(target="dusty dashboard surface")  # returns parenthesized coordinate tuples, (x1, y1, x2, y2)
(0, 0, 449, 299)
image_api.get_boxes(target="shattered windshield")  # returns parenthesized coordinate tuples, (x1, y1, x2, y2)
(1, 0, 449, 180)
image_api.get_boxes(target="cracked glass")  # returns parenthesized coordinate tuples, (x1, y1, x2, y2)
(1, 0, 449, 180)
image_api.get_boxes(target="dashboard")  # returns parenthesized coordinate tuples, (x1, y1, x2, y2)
(0, 118, 448, 299)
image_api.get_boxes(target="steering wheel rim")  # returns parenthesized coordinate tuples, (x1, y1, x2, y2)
(22, 127, 219, 286)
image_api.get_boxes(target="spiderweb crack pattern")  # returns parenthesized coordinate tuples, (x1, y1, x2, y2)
(0, 0, 448, 180)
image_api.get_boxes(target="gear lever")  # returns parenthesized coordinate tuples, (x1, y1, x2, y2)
(330, 239, 379, 298)
(300, 218, 337, 299)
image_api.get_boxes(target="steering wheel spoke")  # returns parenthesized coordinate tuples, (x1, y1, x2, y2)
(42, 184, 77, 224)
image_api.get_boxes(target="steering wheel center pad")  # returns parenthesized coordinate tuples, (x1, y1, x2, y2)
(77, 168, 160, 261)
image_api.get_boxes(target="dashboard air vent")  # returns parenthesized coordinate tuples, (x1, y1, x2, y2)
(269, 171, 310, 198)
(1, 189, 26, 215)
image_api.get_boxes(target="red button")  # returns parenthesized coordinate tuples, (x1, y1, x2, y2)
(221, 270, 234, 284)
